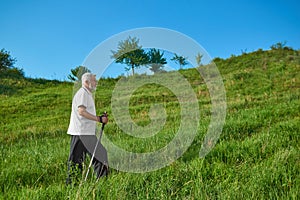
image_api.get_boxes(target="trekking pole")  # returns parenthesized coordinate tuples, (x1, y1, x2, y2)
(84, 112, 107, 181)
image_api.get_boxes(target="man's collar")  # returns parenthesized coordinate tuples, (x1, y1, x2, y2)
(82, 86, 92, 94)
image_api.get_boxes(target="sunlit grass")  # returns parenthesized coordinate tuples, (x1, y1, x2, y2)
(0, 48, 299, 199)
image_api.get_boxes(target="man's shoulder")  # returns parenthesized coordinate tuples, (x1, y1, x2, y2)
(73, 87, 93, 103)
(74, 87, 87, 96)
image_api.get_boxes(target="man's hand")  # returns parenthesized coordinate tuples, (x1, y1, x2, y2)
(98, 112, 108, 124)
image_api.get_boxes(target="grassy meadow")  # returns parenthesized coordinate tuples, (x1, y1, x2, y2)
(0, 47, 299, 199)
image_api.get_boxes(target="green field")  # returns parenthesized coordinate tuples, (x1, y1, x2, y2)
(1, 47, 299, 199)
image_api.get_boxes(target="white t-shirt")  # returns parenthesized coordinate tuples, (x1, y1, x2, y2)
(67, 87, 96, 135)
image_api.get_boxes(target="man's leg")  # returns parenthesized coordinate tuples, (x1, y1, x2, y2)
(66, 135, 86, 185)
(92, 157, 109, 178)
(85, 135, 109, 178)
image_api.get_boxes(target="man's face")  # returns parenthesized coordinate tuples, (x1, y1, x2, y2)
(88, 75, 97, 92)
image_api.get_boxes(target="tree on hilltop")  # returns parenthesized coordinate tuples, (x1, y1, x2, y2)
(0, 48, 24, 77)
(147, 48, 167, 73)
(68, 66, 90, 82)
(195, 52, 203, 66)
(111, 36, 149, 76)
(0, 49, 15, 72)
(171, 53, 188, 69)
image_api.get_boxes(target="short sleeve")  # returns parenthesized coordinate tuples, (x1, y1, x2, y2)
(75, 88, 88, 108)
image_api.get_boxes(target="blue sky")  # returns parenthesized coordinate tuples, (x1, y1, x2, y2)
(1, 0, 299, 80)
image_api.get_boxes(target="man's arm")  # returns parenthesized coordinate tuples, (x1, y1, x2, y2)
(78, 106, 99, 122)
(78, 106, 108, 123)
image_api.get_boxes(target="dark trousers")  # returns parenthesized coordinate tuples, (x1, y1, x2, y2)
(66, 135, 108, 184)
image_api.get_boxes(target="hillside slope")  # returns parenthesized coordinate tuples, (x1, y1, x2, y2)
(0, 48, 299, 199)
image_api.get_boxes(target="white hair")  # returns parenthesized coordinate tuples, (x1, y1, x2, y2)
(81, 73, 95, 85)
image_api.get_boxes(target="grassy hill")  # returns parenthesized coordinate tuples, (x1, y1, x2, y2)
(0, 47, 299, 199)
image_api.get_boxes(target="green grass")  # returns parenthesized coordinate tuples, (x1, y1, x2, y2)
(0, 48, 299, 199)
